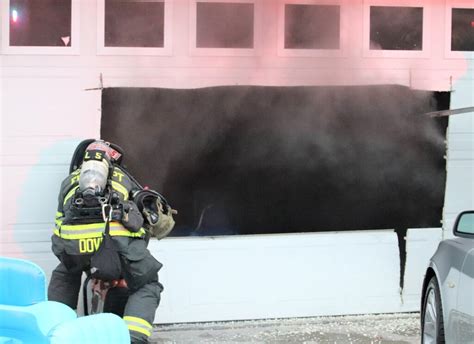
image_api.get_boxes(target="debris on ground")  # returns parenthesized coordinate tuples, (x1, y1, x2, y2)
(152, 312, 420, 343)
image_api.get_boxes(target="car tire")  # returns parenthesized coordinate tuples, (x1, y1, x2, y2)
(422, 276, 445, 344)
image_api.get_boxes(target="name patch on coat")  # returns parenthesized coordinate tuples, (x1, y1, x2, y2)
(79, 237, 103, 253)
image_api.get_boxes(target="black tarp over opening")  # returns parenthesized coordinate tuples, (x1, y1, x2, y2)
(101, 85, 449, 236)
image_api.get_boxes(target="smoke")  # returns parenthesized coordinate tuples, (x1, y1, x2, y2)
(101, 85, 448, 236)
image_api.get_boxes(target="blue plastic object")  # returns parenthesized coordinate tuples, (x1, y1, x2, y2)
(0, 302, 76, 344)
(49, 313, 131, 344)
(0, 257, 46, 306)
(0, 256, 131, 344)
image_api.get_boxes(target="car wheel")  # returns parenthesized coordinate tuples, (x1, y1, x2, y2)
(422, 276, 445, 344)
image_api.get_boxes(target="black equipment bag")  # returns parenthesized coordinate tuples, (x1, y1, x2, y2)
(90, 209, 122, 281)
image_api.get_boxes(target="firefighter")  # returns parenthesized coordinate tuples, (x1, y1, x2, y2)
(48, 139, 175, 344)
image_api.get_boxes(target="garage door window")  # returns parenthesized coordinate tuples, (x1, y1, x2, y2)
(451, 8, 474, 51)
(97, 0, 171, 55)
(104, 0, 165, 48)
(284, 4, 340, 49)
(196, 2, 254, 48)
(369, 6, 423, 50)
(9, 0, 72, 47)
(2, 0, 79, 54)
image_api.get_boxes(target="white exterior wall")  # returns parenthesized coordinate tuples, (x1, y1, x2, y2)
(0, 0, 473, 323)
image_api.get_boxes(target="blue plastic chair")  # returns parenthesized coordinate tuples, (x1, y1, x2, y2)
(0, 257, 46, 306)
(0, 256, 130, 344)
(48, 313, 131, 344)
(0, 301, 76, 343)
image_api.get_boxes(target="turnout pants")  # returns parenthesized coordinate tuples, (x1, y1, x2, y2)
(48, 235, 163, 344)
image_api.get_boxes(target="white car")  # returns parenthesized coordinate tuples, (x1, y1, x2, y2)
(421, 211, 474, 343)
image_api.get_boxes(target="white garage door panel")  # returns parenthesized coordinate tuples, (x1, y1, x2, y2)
(150, 231, 403, 323)
(448, 81, 474, 134)
(2, 166, 66, 224)
(1, 241, 50, 255)
(1, 223, 51, 245)
(447, 150, 474, 161)
(448, 132, 474, 154)
(3, 78, 83, 136)
(444, 160, 474, 213)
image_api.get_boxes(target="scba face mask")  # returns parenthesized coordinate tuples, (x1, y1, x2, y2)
(79, 159, 109, 195)
(78, 143, 112, 206)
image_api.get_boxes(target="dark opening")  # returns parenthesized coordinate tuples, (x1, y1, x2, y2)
(284, 4, 340, 49)
(196, 2, 254, 48)
(10, 0, 72, 47)
(370, 6, 423, 50)
(105, 0, 164, 48)
(451, 8, 474, 52)
(101, 85, 449, 237)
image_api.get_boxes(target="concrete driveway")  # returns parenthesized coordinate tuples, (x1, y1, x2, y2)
(152, 313, 420, 343)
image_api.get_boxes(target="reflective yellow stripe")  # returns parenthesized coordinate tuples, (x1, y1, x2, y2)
(111, 181, 129, 200)
(110, 229, 146, 237)
(55, 212, 64, 228)
(124, 316, 152, 337)
(61, 222, 145, 234)
(55, 231, 145, 240)
(60, 222, 123, 231)
(54, 222, 146, 239)
(124, 316, 152, 329)
(63, 186, 79, 205)
(55, 232, 104, 240)
(127, 325, 151, 337)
